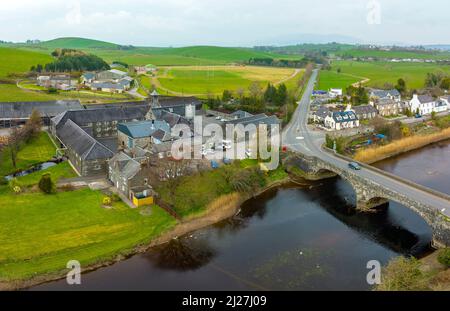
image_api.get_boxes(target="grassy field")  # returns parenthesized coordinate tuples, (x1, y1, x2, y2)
(0, 47, 53, 79)
(318, 60, 450, 90)
(316, 70, 363, 90)
(336, 48, 450, 60)
(0, 187, 176, 282)
(154, 66, 301, 96)
(0, 132, 56, 176)
(15, 161, 77, 187)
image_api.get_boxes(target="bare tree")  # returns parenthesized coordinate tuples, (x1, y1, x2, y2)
(8, 127, 24, 170)
(248, 82, 262, 99)
(236, 87, 245, 99)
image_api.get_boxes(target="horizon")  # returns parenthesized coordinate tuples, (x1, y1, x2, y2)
(0, 0, 449, 47)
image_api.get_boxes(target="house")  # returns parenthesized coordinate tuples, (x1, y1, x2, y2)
(347, 104, 378, 120)
(409, 94, 441, 115)
(374, 99, 405, 117)
(108, 151, 155, 207)
(312, 106, 331, 123)
(0, 100, 82, 127)
(150, 92, 201, 119)
(441, 96, 450, 107)
(369, 89, 401, 103)
(81, 72, 95, 85)
(117, 120, 172, 150)
(37, 74, 72, 89)
(57, 119, 114, 176)
(324, 111, 359, 131)
(329, 88, 343, 98)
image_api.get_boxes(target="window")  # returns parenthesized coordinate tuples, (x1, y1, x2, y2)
(144, 178, 148, 185)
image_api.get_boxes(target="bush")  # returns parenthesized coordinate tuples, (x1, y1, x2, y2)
(38, 173, 55, 194)
(437, 248, 450, 267)
(110, 193, 121, 202)
(9, 178, 22, 194)
(375, 257, 428, 291)
(103, 196, 112, 206)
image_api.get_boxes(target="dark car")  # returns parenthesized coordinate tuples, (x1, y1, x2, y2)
(348, 162, 361, 170)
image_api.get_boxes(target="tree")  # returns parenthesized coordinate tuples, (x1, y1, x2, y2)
(7, 127, 24, 170)
(38, 173, 55, 194)
(275, 84, 288, 106)
(264, 83, 277, 103)
(395, 78, 407, 95)
(222, 89, 233, 103)
(248, 82, 263, 99)
(440, 77, 450, 90)
(236, 87, 245, 99)
(23, 109, 42, 140)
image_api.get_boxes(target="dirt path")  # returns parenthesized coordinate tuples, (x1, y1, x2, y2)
(275, 68, 302, 86)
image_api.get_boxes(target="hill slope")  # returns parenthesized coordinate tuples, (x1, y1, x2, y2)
(38, 37, 119, 50)
(0, 47, 53, 78)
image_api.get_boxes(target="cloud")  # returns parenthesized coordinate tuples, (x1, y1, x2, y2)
(65, 1, 82, 25)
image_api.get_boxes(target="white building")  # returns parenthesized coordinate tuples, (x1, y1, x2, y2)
(328, 88, 343, 98)
(324, 110, 359, 131)
(409, 94, 446, 115)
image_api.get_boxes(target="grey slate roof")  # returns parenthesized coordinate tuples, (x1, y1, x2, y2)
(315, 106, 330, 119)
(82, 73, 95, 80)
(330, 111, 358, 123)
(0, 100, 82, 120)
(117, 120, 170, 139)
(370, 89, 401, 99)
(417, 95, 435, 104)
(109, 152, 141, 179)
(158, 96, 201, 109)
(231, 110, 254, 119)
(352, 105, 378, 115)
(53, 106, 146, 129)
(155, 109, 191, 128)
(92, 82, 125, 90)
(58, 120, 114, 160)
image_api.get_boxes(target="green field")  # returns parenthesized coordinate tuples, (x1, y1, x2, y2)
(320, 60, 450, 90)
(155, 66, 301, 96)
(0, 132, 56, 176)
(336, 48, 450, 60)
(15, 161, 77, 187)
(0, 47, 53, 79)
(0, 186, 176, 282)
(316, 70, 362, 90)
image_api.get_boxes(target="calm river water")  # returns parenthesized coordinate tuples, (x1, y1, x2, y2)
(33, 140, 450, 291)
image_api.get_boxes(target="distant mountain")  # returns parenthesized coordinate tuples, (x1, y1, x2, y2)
(257, 33, 363, 46)
(425, 45, 450, 51)
(38, 37, 119, 50)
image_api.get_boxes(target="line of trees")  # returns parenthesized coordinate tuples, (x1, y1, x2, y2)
(247, 58, 308, 68)
(31, 49, 110, 73)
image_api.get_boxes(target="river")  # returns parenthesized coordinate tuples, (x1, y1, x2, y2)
(32, 140, 450, 290)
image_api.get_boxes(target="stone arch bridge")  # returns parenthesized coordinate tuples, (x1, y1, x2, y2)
(283, 152, 450, 248)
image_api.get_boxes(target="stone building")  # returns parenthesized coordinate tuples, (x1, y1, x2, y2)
(117, 120, 172, 150)
(57, 120, 114, 176)
(374, 99, 405, 117)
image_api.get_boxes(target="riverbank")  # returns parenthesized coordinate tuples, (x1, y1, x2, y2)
(354, 127, 450, 164)
(1, 177, 292, 291)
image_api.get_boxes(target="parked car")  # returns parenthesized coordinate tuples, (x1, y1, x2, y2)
(415, 114, 422, 119)
(348, 162, 361, 170)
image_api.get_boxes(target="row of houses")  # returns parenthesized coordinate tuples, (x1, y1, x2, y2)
(81, 69, 133, 93)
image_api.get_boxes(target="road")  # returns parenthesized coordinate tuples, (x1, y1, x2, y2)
(282, 69, 450, 216)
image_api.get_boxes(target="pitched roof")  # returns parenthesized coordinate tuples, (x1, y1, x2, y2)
(230, 110, 254, 119)
(117, 120, 170, 139)
(58, 120, 114, 160)
(315, 106, 330, 119)
(53, 106, 146, 129)
(108, 69, 128, 76)
(417, 95, 435, 104)
(109, 152, 141, 179)
(330, 111, 358, 123)
(0, 100, 82, 120)
(82, 73, 95, 80)
(352, 105, 378, 115)
(225, 113, 280, 126)
(370, 89, 401, 99)
(92, 81, 125, 90)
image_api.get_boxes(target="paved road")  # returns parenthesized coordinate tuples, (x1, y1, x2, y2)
(282, 69, 450, 216)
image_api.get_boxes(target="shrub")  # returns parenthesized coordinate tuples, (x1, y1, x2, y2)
(103, 197, 112, 206)
(38, 173, 55, 194)
(9, 178, 22, 194)
(375, 257, 428, 291)
(437, 248, 450, 267)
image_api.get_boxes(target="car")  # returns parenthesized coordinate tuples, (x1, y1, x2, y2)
(415, 114, 422, 119)
(348, 162, 361, 170)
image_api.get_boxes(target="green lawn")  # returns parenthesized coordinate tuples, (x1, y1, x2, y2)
(16, 161, 76, 187)
(0, 84, 58, 102)
(0, 187, 176, 281)
(336, 48, 450, 60)
(328, 60, 450, 90)
(316, 70, 362, 90)
(0, 47, 53, 78)
(0, 132, 56, 177)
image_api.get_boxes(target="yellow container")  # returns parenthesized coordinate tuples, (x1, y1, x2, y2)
(132, 195, 154, 207)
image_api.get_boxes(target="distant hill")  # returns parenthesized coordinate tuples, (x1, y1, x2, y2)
(38, 37, 119, 50)
(150, 46, 297, 63)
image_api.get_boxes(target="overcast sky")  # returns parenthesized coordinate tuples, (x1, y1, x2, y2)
(0, 0, 449, 46)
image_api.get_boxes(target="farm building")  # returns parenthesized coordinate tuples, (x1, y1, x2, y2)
(37, 74, 72, 89)
(0, 100, 82, 127)
(57, 119, 114, 176)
